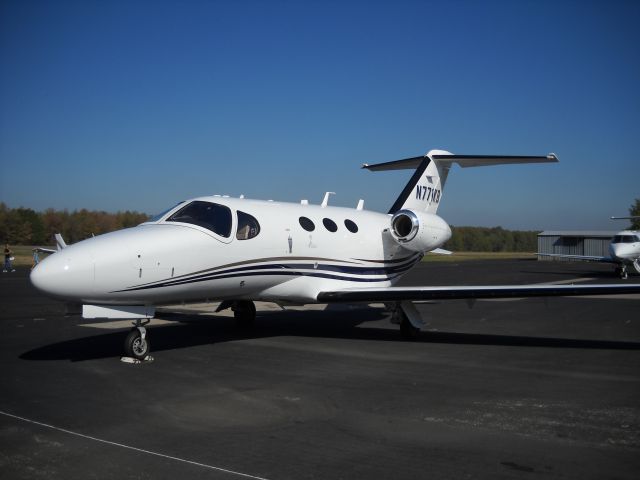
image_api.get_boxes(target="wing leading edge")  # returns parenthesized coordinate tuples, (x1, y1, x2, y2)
(317, 284, 640, 302)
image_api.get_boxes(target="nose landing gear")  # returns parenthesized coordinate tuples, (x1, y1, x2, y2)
(123, 319, 153, 362)
(615, 265, 629, 280)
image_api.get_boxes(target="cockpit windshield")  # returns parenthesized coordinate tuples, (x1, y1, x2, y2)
(166, 201, 232, 237)
(148, 202, 185, 223)
(612, 235, 639, 244)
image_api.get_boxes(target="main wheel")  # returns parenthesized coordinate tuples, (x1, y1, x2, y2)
(124, 329, 150, 360)
(400, 316, 420, 340)
(233, 301, 256, 328)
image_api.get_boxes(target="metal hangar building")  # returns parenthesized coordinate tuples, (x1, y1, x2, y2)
(537, 231, 617, 260)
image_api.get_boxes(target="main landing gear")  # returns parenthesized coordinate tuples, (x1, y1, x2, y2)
(389, 301, 423, 340)
(216, 300, 257, 328)
(400, 313, 420, 340)
(233, 300, 257, 328)
(123, 319, 151, 361)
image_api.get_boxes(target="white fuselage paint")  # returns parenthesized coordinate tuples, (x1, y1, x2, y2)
(608, 230, 640, 264)
(30, 197, 448, 306)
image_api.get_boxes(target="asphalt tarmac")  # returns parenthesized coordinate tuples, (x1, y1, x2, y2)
(1, 259, 639, 479)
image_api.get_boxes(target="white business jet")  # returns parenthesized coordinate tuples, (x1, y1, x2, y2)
(30, 150, 640, 359)
(537, 217, 640, 279)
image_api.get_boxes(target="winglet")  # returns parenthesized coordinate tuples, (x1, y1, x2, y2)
(55, 233, 67, 251)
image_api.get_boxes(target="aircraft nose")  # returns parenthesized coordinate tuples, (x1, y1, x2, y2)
(30, 250, 95, 300)
(610, 244, 626, 260)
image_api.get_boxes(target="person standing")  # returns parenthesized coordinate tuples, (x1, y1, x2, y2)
(4, 244, 15, 272)
(31, 248, 40, 269)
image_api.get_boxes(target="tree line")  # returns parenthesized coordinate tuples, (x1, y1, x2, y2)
(4, 198, 635, 250)
(0, 203, 150, 245)
(444, 226, 538, 252)
(1, 203, 541, 251)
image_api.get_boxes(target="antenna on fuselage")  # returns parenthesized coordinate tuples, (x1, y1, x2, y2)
(301, 199, 309, 205)
(321, 192, 335, 207)
(356, 199, 364, 210)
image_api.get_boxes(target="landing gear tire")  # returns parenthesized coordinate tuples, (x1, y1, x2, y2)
(400, 316, 420, 341)
(617, 266, 628, 280)
(233, 301, 256, 328)
(124, 328, 150, 360)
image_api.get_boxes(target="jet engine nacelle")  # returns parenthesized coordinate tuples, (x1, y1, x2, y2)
(390, 209, 452, 253)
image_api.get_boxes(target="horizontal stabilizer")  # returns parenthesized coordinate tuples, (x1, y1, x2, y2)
(317, 283, 640, 303)
(363, 154, 558, 171)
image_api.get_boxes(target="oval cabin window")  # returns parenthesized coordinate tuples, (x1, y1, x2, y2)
(344, 219, 358, 233)
(323, 218, 338, 232)
(299, 217, 315, 232)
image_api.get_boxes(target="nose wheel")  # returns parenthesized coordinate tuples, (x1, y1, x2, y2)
(123, 319, 151, 361)
(616, 265, 629, 280)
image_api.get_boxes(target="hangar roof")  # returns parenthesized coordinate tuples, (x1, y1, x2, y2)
(538, 231, 618, 237)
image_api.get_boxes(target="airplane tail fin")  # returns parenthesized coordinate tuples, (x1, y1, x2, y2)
(363, 150, 558, 214)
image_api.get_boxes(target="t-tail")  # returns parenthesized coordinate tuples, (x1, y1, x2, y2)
(362, 149, 558, 254)
(363, 149, 558, 214)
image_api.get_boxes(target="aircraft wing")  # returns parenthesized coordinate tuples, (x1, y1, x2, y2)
(317, 283, 640, 302)
(536, 253, 615, 263)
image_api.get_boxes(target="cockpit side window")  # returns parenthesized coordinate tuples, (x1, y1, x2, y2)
(236, 211, 260, 240)
(166, 201, 232, 237)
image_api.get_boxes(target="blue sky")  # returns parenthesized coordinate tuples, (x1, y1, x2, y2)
(1, 0, 638, 230)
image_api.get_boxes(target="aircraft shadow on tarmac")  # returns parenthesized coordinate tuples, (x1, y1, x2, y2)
(19, 307, 640, 362)
(519, 268, 622, 279)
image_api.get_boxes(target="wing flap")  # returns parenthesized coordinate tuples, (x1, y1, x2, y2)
(317, 284, 640, 302)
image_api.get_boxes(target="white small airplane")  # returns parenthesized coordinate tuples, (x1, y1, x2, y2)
(537, 217, 640, 279)
(30, 149, 640, 359)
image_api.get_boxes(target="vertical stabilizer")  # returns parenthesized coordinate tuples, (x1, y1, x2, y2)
(362, 150, 557, 214)
(363, 150, 453, 214)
